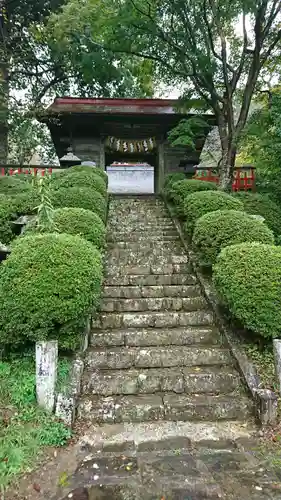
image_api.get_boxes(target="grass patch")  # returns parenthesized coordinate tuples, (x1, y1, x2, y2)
(243, 342, 278, 392)
(0, 353, 72, 488)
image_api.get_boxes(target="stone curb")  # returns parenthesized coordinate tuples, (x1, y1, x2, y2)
(55, 318, 90, 427)
(164, 196, 278, 426)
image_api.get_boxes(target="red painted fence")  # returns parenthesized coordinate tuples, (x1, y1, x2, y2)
(0, 166, 53, 177)
(193, 165, 256, 191)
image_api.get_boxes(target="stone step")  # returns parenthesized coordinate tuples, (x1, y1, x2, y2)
(78, 393, 252, 424)
(82, 366, 241, 396)
(107, 246, 186, 259)
(108, 220, 175, 226)
(103, 284, 201, 299)
(90, 326, 222, 348)
(105, 263, 191, 277)
(77, 419, 256, 451)
(104, 273, 197, 286)
(107, 233, 180, 242)
(108, 219, 175, 226)
(108, 228, 178, 236)
(85, 346, 232, 370)
(101, 296, 207, 313)
(105, 254, 188, 267)
(94, 310, 214, 329)
(107, 241, 184, 251)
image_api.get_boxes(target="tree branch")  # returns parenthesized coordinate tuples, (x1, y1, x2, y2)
(230, 8, 248, 92)
(260, 30, 281, 66)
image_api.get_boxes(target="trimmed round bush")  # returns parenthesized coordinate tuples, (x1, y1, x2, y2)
(183, 191, 243, 236)
(55, 165, 108, 186)
(0, 233, 103, 350)
(0, 176, 32, 195)
(193, 209, 275, 266)
(69, 165, 108, 186)
(51, 170, 107, 198)
(164, 172, 186, 192)
(0, 197, 18, 244)
(232, 191, 281, 237)
(8, 189, 40, 216)
(25, 208, 106, 249)
(170, 179, 217, 215)
(51, 186, 107, 222)
(213, 243, 281, 339)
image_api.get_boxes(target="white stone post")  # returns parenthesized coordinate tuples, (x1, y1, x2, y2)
(273, 339, 281, 394)
(36, 340, 58, 412)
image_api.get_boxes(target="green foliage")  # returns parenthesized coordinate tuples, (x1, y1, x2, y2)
(36, 173, 57, 232)
(232, 191, 281, 237)
(10, 189, 41, 216)
(0, 198, 18, 244)
(168, 116, 210, 149)
(0, 354, 72, 487)
(52, 170, 107, 198)
(164, 173, 186, 192)
(213, 243, 281, 339)
(193, 209, 274, 267)
(183, 191, 243, 236)
(238, 91, 281, 200)
(169, 179, 217, 216)
(50, 0, 281, 187)
(26, 208, 106, 249)
(65, 165, 108, 186)
(243, 343, 277, 392)
(0, 233, 103, 351)
(51, 186, 107, 222)
(0, 176, 31, 195)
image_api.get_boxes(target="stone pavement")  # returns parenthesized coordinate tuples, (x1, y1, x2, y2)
(72, 196, 281, 500)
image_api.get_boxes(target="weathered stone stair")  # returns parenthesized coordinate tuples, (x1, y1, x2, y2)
(78, 196, 254, 428)
(70, 196, 281, 499)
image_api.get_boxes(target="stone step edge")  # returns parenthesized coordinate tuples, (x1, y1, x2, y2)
(78, 393, 253, 423)
(82, 365, 241, 396)
(77, 419, 256, 452)
(90, 326, 222, 348)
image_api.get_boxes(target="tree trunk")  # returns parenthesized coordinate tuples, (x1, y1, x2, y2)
(219, 143, 236, 191)
(0, 68, 8, 165)
(0, 9, 9, 165)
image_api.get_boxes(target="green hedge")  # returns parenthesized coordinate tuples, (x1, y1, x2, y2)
(25, 208, 106, 249)
(51, 170, 107, 198)
(0, 233, 103, 350)
(0, 198, 18, 244)
(232, 192, 281, 237)
(51, 186, 107, 222)
(8, 190, 40, 217)
(0, 176, 32, 195)
(68, 165, 108, 186)
(164, 173, 186, 193)
(213, 242, 281, 339)
(183, 191, 243, 236)
(193, 209, 275, 266)
(169, 179, 217, 216)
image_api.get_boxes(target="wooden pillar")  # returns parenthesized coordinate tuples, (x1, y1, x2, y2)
(155, 140, 165, 194)
(99, 138, 105, 170)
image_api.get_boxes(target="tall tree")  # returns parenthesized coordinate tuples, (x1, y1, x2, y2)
(1, 0, 154, 164)
(52, 0, 281, 188)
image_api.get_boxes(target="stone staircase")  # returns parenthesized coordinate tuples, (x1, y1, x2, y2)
(78, 196, 253, 426)
(73, 196, 281, 499)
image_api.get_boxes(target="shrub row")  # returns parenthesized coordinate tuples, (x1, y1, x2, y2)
(0, 233, 103, 351)
(193, 209, 274, 266)
(25, 207, 105, 249)
(164, 172, 281, 341)
(0, 165, 108, 352)
(168, 179, 216, 216)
